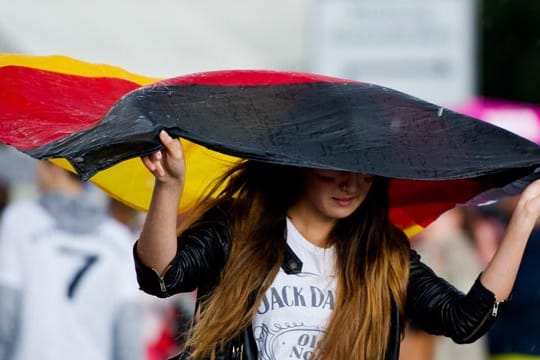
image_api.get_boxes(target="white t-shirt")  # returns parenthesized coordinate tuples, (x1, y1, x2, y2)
(252, 218, 337, 360)
(0, 199, 140, 360)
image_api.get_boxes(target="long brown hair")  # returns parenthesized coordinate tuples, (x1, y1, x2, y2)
(183, 160, 410, 359)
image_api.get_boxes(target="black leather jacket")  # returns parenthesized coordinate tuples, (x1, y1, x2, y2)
(134, 207, 500, 359)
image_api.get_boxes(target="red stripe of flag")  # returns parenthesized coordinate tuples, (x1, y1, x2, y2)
(0, 65, 140, 150)
(157, 69, 357, 87)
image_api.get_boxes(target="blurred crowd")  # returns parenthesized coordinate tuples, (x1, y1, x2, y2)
(0, 158, 195, 360)
(0, 157, 538, 360)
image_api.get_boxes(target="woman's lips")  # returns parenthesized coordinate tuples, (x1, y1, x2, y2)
(332, 196, 356, 206)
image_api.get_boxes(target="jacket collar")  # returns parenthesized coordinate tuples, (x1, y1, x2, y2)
(282, 243, 303, 274)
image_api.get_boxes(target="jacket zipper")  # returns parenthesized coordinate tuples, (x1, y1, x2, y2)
(232, 343, 244, 360)
(463, 300, 502, 343)
(492, 300, 500, 316)
(152, 266, 172, 296)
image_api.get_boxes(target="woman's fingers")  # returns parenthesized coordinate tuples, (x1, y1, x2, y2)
(141, 155, 156, 172)
(160, 130, 183, 158)
(159, 130, 186, 179)
(141, 131, 185, 181)
(152, 150, 163, 161)
(516, 178, 540, 219)
(153, 160, 165, 177)
(141, 150, 165, 176)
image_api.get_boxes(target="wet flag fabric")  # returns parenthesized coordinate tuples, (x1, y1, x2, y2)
(2, 53, 540, 237)
(0, 53, 237, 217)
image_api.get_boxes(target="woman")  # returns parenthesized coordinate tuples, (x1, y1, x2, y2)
(134, 131, 540, 360)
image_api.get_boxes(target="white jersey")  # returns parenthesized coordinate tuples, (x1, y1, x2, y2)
(0, 199, 140, 360)
(252, 218, 337, 360)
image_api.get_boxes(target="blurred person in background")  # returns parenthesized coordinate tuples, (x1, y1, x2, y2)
(143, 292, 194, 360)
(0, 160, 144, 360)
(0, 178, 10, 216)
(399, 207, 487, 360)
(106, 196, 195, 360)
(108, 197, 144, 235)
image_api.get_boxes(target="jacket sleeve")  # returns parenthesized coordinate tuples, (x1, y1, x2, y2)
(133, 205, 231, 298)
(406, 249, 500, 344)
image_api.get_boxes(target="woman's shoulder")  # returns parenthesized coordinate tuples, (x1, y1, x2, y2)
(195, 200, 233, 226)
(180, 200, 234, 248)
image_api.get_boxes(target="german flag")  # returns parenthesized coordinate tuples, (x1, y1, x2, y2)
(2, 53, 540, 237)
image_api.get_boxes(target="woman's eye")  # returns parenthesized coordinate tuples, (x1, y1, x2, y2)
(315, 174, 335, 182)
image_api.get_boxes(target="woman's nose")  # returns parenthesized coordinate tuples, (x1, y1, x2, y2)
(338, 174, 357, 192)
(338, 173, 372, 191)
(339, 181, 350, 192)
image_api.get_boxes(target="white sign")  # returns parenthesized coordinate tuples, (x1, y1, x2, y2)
(309, 0, 476, 105)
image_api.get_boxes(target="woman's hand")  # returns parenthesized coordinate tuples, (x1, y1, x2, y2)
(514, 177, 540, 221)
(141, 130, 186, 185)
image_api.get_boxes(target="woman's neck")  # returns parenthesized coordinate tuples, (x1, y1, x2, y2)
(287, 205, 336, 248)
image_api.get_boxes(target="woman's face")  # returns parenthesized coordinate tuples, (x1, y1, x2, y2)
(299, 169, 374, 221)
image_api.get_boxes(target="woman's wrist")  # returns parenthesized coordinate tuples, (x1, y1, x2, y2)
(154, 177, 184, 192)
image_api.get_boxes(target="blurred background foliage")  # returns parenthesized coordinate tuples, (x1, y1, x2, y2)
(480, 0, 540, 103)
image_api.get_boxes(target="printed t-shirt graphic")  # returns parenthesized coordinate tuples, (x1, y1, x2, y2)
(253, 218, 337, 360)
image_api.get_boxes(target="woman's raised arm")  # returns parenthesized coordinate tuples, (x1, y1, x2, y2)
(136, 130, 186, 274)
(481, 178, 540, 301)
